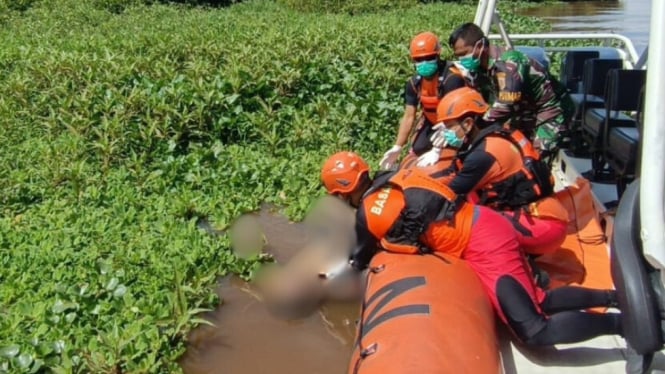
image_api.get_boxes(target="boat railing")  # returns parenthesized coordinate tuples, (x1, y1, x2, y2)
(487, 33, 641, 69)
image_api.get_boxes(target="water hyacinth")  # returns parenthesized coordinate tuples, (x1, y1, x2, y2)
(0, 0, 548, 372)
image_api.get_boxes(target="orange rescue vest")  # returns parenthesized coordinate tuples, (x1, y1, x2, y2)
(458, 124, 555, 209)
(418, 75, 442, 124)
(362, 168, 472, 256)
(412, 63, 465, 124)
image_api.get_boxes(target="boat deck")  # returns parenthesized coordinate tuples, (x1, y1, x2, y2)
(504, 151, 665, 373)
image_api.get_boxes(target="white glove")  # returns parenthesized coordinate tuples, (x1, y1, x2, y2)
(416, 147, 441, 167)
(429, 123, 448, 148)
(379, 145, 402, 170)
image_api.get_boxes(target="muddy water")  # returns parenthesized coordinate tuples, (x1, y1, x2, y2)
(519, 0, 651, 54)
(180, 201, 359, 374)
(180, 277, 357, 374)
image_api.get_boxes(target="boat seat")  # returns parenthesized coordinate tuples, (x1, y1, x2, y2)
(607, 127, 639, 172)
(569, 58, 623, 155)
(560, 50, 600, 93)
(574, 58, 623, 117)
(516, 46, 550, 70)
(581, 68, 646, 179)
(583, 108, 636, 137)
(570, 93, 604, 113)
(608, 127, 639, 157)
(605, 84, 646, 197)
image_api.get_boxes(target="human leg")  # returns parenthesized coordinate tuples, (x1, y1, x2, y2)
(540, 286, 618, 314)
(464, 207, 622, 346)
(463, 206, 546, 320)
(496, 275, 622, 346)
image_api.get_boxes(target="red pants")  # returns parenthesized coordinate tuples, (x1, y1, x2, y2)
(463, 206, 545, 323)
(501, 211, 567, 255)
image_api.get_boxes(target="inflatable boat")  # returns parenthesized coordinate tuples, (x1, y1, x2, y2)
(347, 174, 619, 374)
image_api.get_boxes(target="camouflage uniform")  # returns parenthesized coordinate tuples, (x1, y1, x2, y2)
(469, 70, 495, 106)
(481, 50, 574, 152)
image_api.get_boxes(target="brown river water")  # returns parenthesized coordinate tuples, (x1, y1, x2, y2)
(179, 275, 357, 374)
(519, 0, 651, 54)
(179, 2, 652, 373)
(180, 200, 359, 374)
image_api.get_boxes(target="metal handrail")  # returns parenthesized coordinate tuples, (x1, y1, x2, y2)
(487, 33, 640, 67)
(473, 0, 487, 28)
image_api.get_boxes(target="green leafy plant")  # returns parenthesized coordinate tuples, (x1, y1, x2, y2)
(0, 0, 549, 372)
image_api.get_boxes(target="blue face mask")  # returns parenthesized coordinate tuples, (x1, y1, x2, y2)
(415, 59, 438, 78)
(444, 128, 465, 148)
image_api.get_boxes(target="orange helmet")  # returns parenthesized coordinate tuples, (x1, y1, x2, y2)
(436, 87, 488, 123)
(320, 151, 370, 195)
(410, 32, 441, 59)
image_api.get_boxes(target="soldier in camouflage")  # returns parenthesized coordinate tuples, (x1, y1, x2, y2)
(448, 23, 575, 153)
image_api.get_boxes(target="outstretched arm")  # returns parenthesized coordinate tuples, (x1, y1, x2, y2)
(395, 79, 420, 147)
(349, 209, 380, 271)
(380, 80, 420, 169)
(395, 105, 418, 147)
(448, 146, 496, 195)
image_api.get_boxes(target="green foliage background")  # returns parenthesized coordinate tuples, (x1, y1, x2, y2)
(0, 0, 548, 372)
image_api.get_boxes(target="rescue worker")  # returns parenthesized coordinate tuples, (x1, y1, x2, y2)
(432, 87, 568, 256)
(448, 23, 575, 154)
(379, 31, 467, 170)
(320, 151, 621, 348)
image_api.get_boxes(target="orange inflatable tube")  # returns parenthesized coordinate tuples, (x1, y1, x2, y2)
(348, 251, 501, 374)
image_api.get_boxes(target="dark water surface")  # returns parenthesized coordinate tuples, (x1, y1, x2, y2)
(519, 0, 651, 54)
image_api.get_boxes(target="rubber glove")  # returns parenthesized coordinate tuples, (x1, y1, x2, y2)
(416, 146, 442, 167)
(379, 145, 402, 170)
(429, 123, 447, 148)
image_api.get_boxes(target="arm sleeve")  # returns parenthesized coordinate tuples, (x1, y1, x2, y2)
(448, 146, 497, 195)
(442, 73, 466, 94)
(404, 78, 419, 107)
(482, 61, 523, 124)
(349, 207, 380, 271)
